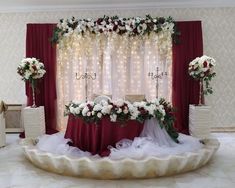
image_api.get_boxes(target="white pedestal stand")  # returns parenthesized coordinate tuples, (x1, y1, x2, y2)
(0, 113, 6, 147)
(189, 105, 211, 139)
(23, 106, 45, 138)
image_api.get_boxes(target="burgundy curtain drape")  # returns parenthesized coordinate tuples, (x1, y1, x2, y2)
(172, 21, 203, 134)
(24, 24, 57, 135)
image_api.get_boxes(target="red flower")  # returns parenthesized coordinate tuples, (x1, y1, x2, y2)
(203, 61, 208, 68)
(139, 107, 147, 115)
(87, 104, 93, 111)
(205, 70, 210, 76)
(32, 65, 37, 71)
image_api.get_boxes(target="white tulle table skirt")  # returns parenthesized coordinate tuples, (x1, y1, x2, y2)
(36, 118, 203, 159)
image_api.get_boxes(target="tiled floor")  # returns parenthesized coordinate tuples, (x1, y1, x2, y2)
(0, 133, 235, 188)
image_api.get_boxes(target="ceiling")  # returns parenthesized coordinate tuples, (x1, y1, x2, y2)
(0, 0, 235, 12)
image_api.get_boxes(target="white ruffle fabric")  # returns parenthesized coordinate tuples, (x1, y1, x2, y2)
(37, 133, 92, 158)
(37, 118, 203, 159)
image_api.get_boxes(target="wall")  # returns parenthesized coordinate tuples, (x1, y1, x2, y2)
(0, 7, 234, 128)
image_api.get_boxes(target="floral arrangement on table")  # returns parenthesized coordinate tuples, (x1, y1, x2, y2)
(17, 57, 46, 108)
(52, 15, 179, 44)
(188, 55, 216, 105)
(65, 98, 179, 143)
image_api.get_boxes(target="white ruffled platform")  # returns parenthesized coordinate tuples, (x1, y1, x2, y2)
(21, 118, 219, 179)
(21, 136, 219, 179)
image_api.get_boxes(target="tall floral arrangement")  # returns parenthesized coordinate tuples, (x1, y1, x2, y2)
(52, 15, 179, 44)
(17, 57, 46, 107)
(188, 55, 216, 105)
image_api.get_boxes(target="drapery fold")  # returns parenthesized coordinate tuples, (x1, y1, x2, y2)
(172, 21, 203, 134)
(25, 24, 58, 134)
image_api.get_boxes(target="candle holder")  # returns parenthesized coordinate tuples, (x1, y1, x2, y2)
(148, 67, 167, 98)
(76, 72, 96, 102)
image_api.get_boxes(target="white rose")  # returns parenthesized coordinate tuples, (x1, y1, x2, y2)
(74, 107, 80, 114)
(110, 114, 117, 122)
(93, 104, 102, 111)
(123, 109, 128, 114)
(87, 111, 91, 116)
(97, 112, 102, 118)
(117, 108, 122, 114)
(69, 106, 76, 114)
(82, 107, 89, 116)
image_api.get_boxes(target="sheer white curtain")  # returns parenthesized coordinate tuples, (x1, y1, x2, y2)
(57, 33, 172, 130)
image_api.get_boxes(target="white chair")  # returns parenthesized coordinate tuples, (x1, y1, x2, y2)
(0, 101, 7, 147)
(94, 95, 111, 104)
(125, 95, 145, 103)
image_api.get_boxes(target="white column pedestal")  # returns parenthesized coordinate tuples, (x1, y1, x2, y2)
(0, 113, 6, 147)
(189, 105, 211, 139)
(23, 106, 45, 138)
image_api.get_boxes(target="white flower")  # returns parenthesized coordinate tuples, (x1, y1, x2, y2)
(93, 104, 102, 111)
(101, 105, 112, 115)
(87, 111, 91, 116)
(97, 112, 102, 118)
(151, 98, 160, 106)
(123, 109, 129, 114)
(117, 108, 122, 114)
(79, 103, 86, 109)
(69, 106, 76, 114)
(110, 114, 117, 122)
(137, 23, 147, 34)
(82, 107, 89, 116)
(125, 24, 132, 31)
(24, 70, 31, 80)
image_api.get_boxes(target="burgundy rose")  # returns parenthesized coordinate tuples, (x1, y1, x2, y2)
(203, 61, 208, 68)
(97, 18, 103, 25)
(87, 104, 93, 111)
(113, 25, 118, 31)
(133, 28, 138, 34)
(205, 70, 210, 76)
(32, 65, 37, 71)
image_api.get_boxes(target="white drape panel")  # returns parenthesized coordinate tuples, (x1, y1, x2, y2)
(57, 33, 172, 130)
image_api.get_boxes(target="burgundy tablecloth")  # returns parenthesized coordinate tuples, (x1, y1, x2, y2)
(65, 115, 144, 156)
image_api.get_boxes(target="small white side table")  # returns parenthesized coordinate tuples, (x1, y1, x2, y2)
(189, 105, 211, 139)
(0, 113, 6, 147)
(23, 106, 45, 138)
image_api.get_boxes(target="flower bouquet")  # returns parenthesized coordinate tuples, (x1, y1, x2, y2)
(189, 55, 216, 105)
(17, 57, 46, 108)
(65, 98, 179, 143)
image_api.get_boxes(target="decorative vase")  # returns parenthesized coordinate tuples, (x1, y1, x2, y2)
(30, 79, 37, 108)
(198, 79, 204, 106)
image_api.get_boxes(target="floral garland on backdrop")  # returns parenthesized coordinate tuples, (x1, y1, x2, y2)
(52, 15, 179, 44)
(65, 98, 179, 143)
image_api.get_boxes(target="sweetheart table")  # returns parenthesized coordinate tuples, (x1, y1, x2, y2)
(64, 114, 144, 156)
